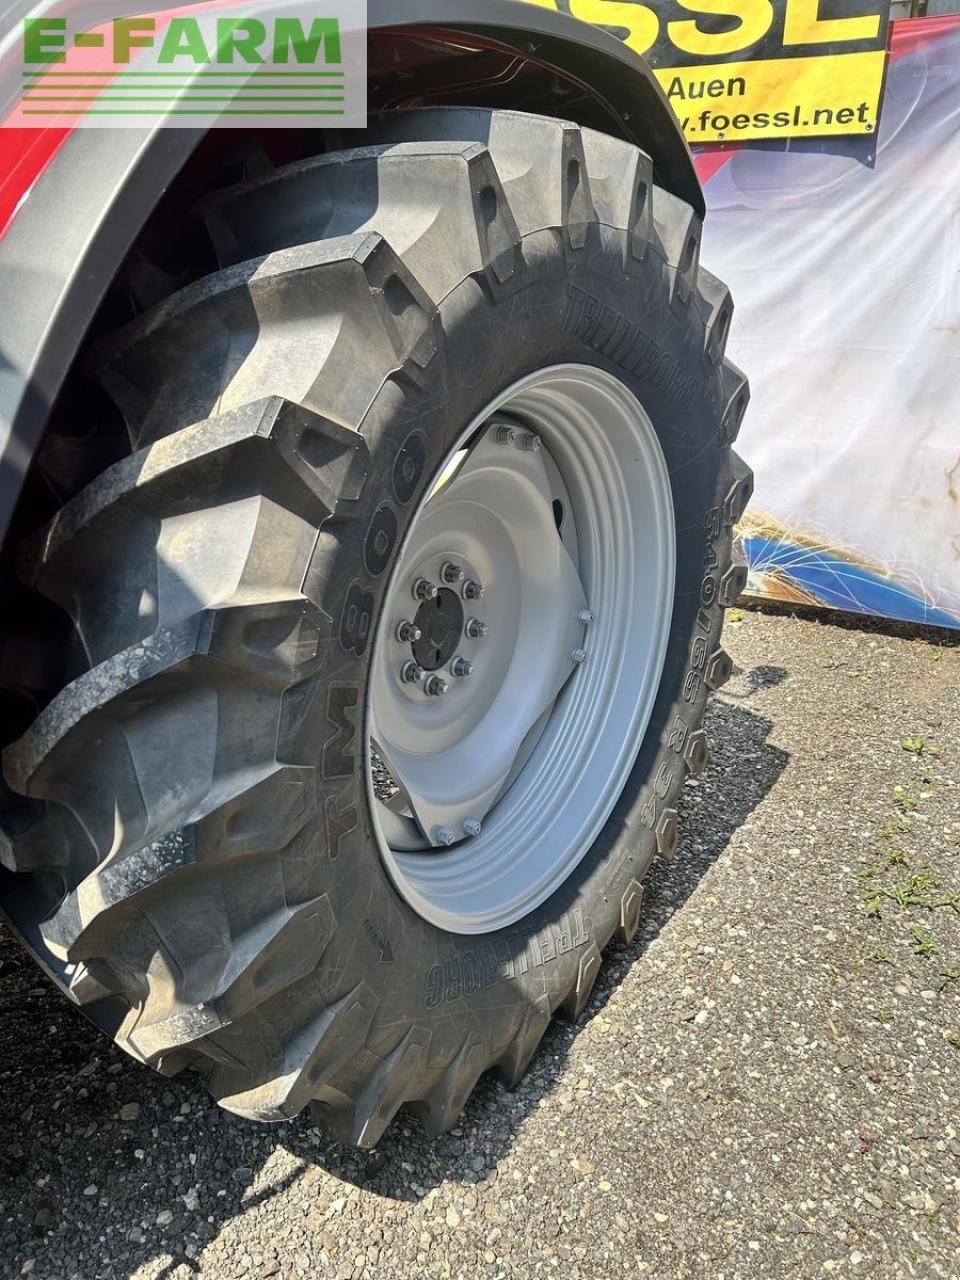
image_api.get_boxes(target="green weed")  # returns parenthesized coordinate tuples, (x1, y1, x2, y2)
(860, 872, 959, 918)
(892, 786, 918, 813)
(911, 926, 941, 959)
(900, 736, 942, 758)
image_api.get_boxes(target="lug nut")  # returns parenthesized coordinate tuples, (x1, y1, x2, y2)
(519, 431, 542, 452)
(413, 577, 438, 601)
(465, 618, 488, 639)
(396, 620, 422, 643)
(424, 674, 448, 697)
(496, 424, 518, 446)
(463, 818, 482, 837)
(400, 660, 424, 684)
(441, 561, 464, 585)
(450, 656, 473, 677)
(572, 648, 588, 664)
(462, 579, 484, 601)
(577, 609, 595, 624)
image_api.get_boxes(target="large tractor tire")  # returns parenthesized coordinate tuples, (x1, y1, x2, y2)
(0, 108, 751, 1146)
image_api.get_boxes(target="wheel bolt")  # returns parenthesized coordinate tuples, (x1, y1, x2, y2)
(520, 431, 542, 453)
(424, 674, 448, 697)
(396, 620, 422, 643)
(400, 660, 424, 684)
(462, 579, 484, 601)
(413, 577, 438, 601)
(463, 818, 482, 837)
(572, 648, 588, 664)
(465, 618, 488, 639)
(436, 827, 457, 846)
(441, 561, 464, 585)
(496, 425, 518, 446)
(578, 609, 595, 624)
(450, 656, 473, 677)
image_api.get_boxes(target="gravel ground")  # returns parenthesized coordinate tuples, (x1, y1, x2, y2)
(2, 608, 959, 1280)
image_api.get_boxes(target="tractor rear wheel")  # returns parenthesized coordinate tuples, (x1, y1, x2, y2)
(0, 108, 751, 1145)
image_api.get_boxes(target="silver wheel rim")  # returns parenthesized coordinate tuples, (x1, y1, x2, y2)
(367, 364, 676, 933)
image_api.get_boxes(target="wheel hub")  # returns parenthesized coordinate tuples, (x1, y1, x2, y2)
(411, 588, 464, 671)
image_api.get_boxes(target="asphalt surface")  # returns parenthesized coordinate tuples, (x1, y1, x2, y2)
(2, 608, 959, 1280)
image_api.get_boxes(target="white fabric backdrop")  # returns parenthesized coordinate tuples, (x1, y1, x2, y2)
(699, 18, 960, 627)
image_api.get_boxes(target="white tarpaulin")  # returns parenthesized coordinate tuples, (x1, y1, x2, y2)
(698, 15, 960, 628)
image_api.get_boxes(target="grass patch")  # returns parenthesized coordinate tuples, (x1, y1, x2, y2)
(911, 926, 941, 959)
(861, 871, 960, 918)
(892, 785, 918, 813)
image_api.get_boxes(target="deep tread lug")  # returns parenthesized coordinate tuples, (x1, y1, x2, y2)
(705, 648, 735, 691)
(724, 452, 755, 525)
(495, 995, 552, 1089)
(3, 613, 313, 800)
(409, 1037, 488, 1134)
(617, 879, 645, 946)
(559, 942, 602, 1022)
(67, 959, 115, 1006)
(25, 397, 368, 578)
(371, 108, 597, 248)
(214, 981, 378, 1121)
(699, 269, 734, 366)
(559, 129, 595, 251)
(3, 620, 206, 796)
(19, 398, 357, 671)
(199, 141, 522, 303)
(67, 766, 317, 955)
(92, 234, 440, 447)
(125, 895, 337, 1061)
(719, 562, 748, 607)
(0, 781, 88, 874)
(652, 187, 701, 307)
(683, 729, 710, 776)
(316, 1026, 432, 1148)
(581, 128, 652, 269)
(656, 809, 679, 861)
(719, 361, 750, 443)
(203, 602, 328, 682)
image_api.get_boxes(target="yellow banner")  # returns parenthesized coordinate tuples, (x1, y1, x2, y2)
(656, 49, 887, 141)
(523, 0, 890, 143)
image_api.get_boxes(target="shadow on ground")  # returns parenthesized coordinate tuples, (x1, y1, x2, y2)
(0, 690, 788, 1279)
